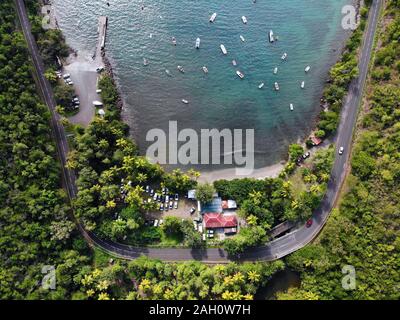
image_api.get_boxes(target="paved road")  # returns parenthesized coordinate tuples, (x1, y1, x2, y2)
(15, 0, 381, 262)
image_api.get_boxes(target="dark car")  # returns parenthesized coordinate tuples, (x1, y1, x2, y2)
(306, 219, 313, 228)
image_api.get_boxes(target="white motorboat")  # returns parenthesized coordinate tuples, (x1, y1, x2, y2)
(220, 44, 228, 55)
(290, 103, 294, 111)
(172, 37, 177, 46)
(240, 35, 245, 42)
(202, 66, 209, 74)
(269, 30, 274, 43)
(165, 69, 171, 76)
(210, 12, 217, 23)
(177, 65, 185, 73)
(195, 38, 201, 49)
(232, 60, 237, 66)
(236, 70, 245, 79)
(274, 82, 280, 91)
(258, 83, 265, 89)
(301, 81, 305, 89)
(143, 58, 149, 66)
(182, 99, 189, 104)
(242, 16, 248, 24)
(305, 65, 311, 73)
(274, 67, 278, 74)
(281, 53, 288, 60)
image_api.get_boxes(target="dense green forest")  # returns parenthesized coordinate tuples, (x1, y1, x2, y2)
(279, 0, 400, 300)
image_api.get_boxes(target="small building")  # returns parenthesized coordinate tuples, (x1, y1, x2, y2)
(201, 197, 223, 215)
(204, 213, 238, 235)
(222, 200, 237, 210)
(310, 135, 322, 146)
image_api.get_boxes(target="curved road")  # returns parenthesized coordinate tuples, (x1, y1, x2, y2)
(15, 0, 381, 262)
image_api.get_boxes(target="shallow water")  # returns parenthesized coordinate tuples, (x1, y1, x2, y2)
(53, 0, 352, 173)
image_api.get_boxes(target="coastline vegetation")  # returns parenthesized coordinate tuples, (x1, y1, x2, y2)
(279, 0, 400, 300)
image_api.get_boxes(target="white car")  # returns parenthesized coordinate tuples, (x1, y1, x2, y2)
(339, 146, 344, 155)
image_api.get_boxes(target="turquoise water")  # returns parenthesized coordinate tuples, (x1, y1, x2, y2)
(53, 0, 352, 171)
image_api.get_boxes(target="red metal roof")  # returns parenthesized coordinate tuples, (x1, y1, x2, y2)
(204, 213, 238, 229)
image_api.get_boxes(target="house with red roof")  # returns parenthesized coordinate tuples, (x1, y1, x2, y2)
(203, 213, 238, 234)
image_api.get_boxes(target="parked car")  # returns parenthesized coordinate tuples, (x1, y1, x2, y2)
(153, 193, 158, 201)
(302, 152, 311, 159)
(169, 201, 173, 210)
(96, 66, 104, 73)
(190, 207, 196, 215)
(154, 219, 159, 226)
(62, 73, 71, 79)
(174, 201, 178, 209)
(159, 204, 164, 211)
(306, 219, 313, 228)
(162, 187, 167, 195)
(174, 193, 179, 201)
(145, 185, 150, 193)
(150, 189, 154, 196)
(165, 195, 169, 203)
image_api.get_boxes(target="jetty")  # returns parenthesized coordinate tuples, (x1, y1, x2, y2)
(98, 16, 108, 51)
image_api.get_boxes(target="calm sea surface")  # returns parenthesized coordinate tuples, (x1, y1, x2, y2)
(53, 0, 352, 172)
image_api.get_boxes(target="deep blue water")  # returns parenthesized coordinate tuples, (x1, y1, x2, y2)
(53, 0, 352, 172)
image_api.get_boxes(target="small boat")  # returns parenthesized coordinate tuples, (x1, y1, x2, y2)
(143, 58, 149, 66)
(202, 66, 209, 74)
(240, 35, 245, 42)
(210, 12, 217, 23)
(274, 82, 280, 91)
(165, 69, 172, 76)
(220, 44, 228, 55)
(241, 16, 248, 24)
(281, 53, 288, 60)
(177, 65, 185, 73)
(195, 38, 201, 49)
(182, 99, 189, 104)
(305, 66, 311, 73)
(236, 70, 245, 79)
(232, 60, 237, 66)
(301, 81, 305, 89)
(269, 30, 274, 43)
(258, 83, 265, 89)
(149, 33, 153, 38)
(172, 37, 177, 46)
(273, 67, 278, 74)
(290, 103, 294, 111)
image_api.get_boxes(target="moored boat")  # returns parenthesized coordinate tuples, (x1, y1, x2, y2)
(274, 67, 278, 74)
(301, 81, 305, 89)
(274, 82, 280, 91)
(232, 60, 237, 66)
(165, 69, 171, 76)
(210, 12, 217, 23)
(182, 99, 189, 104)
(305, 65, 311, 73)
(269, 30, 274, 43)
(195, 38, 201, 49)
(290, 103, 294, 111)
(258, 83, 265, 89)
(202, 66, 209, 74)
(281, 52, 288, 60)
(177, 65, 185, 73)
(220, 44, 228, 55)
(236, 70, 245, 79)
(240, 35, 245, 42)
(172, 37, 177, 46)
(242, 16, 248, 24)
(143, 58, 149, 66)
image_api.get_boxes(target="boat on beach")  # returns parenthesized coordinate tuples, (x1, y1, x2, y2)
(305, 65, 311, 73)
(301, 81, 305, 89)
(269, 30, 274, 43)
(177, 65, 185, 73)
(240, 35, 245, 42)
(195, 38, 201, 49)
(220, 44, 228, 55)
(258, 83, 265, 89)
(210, 13, 217, 23)
(281, 53, 288, 60)
(274, 67, 278, 74)
(236, 70, 245, 79)
(241, 16, 248, 24)
(274, 82, 280, 91)
(202, 66, 209, 74)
